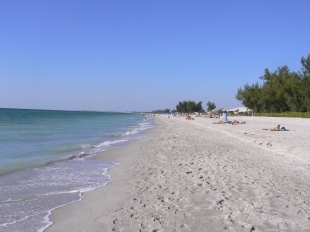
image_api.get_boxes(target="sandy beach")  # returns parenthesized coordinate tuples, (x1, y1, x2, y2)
(46, 115, 310, 232)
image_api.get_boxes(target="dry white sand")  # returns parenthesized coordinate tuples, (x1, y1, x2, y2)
(46, 115, 310, 232)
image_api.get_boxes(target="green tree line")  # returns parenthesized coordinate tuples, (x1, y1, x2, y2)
(236, 54, 310, 114)
(176, 100, 203, 113)
(152, 108, 172, 114)
(151, 100, 216, 114)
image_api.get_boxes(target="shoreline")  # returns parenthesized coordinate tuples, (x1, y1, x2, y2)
(46, 116, 310, 232)
(45, 116, 164, 232)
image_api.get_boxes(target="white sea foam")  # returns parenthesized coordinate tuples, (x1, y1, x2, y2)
(37, 170, 117, 232)
(95, 139, 129, 148)
(0, 160, 119, 232)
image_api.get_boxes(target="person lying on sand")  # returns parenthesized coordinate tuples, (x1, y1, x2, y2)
(213, 120, 225, 124)
(213, 120, 246, 125)
(262, 125, 280, 131)
(186, 115, 194, 120)
(232, 120, 246, 125)
(262, 125, 288, 131)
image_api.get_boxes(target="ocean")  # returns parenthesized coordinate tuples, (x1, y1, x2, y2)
(0, 108, 153, 232)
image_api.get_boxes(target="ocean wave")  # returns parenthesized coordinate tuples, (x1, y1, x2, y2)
(95, 139, 129, 148)
(46, 144, 87, 153)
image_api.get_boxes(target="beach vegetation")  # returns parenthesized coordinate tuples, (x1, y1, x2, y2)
(236, 54, 310, 115)
(152, 108, 171, 114)
(176, 100, 204, 113)
(255, 111, 310, 118)
(206, 101, 216, 112)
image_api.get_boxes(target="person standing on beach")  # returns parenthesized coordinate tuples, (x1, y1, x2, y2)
(222, 110, 227, 123)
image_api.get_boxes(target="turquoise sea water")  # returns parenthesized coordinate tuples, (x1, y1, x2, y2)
(0, 108, 153, 232)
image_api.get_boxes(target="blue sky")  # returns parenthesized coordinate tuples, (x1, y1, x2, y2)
(1, 1, 310, 112)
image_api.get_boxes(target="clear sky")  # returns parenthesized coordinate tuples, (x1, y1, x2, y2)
(1, 1, 310, 112)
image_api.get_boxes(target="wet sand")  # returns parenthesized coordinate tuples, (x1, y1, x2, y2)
(46, 115, 310, 232)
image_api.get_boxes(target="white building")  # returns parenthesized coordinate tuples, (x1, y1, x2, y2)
(227, 107, 252, 115)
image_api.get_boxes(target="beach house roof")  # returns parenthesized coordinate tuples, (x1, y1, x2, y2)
(211, 108, 226, 113)
(227, 107, 252, 113)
